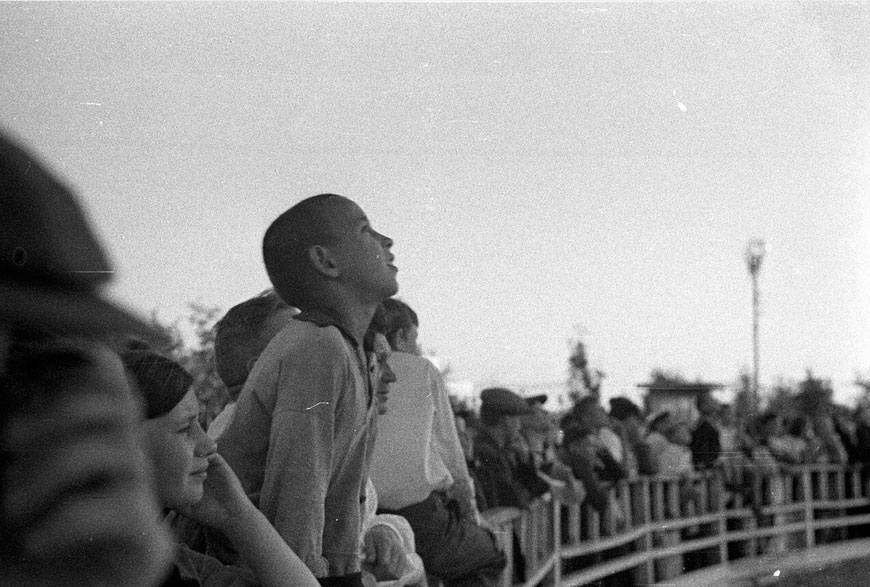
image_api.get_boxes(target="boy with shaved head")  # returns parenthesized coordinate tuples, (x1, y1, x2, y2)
(219, 194, 397, 586)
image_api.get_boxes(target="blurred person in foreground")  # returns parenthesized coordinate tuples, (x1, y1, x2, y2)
(125, 350, 319, 587)
(0, 132, 173, 586)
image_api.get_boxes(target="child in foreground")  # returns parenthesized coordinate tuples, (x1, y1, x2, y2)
(124, 350, 319, 587)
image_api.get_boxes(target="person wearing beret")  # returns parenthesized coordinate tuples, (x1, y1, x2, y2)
(473, 387, 551, 511)
(0, 132, 173, 587)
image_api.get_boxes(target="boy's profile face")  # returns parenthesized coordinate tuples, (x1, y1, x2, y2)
(326, 198, 398, 302)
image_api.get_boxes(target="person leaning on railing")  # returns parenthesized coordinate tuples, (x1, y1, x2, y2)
(559, 400, 627, 513)
(474, 387, 552, 511)
(691, 393, 722, 471)
(609, 397, 657, 477)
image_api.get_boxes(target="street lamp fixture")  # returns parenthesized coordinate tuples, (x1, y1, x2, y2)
(745, 238, 767, 415)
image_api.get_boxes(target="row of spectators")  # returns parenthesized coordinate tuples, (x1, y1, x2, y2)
(456, 389, 870, 513)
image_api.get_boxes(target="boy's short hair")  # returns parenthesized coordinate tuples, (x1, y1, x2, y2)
(214, 290, 292, 395)
(609, 397, 642, 421)
(262, 194, 347, 309)
(381, 298, 419, 350)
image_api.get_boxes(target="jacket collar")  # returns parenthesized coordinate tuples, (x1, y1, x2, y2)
(294, 308, 360, 348)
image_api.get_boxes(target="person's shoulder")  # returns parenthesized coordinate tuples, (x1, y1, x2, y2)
(393, 352, 440, 377)
(265, 318, 352, 359)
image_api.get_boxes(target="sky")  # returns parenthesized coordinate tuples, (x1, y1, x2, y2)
(2, 2, 869, 409)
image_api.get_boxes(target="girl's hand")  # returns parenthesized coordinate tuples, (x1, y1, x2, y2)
(178, 454, 251, 532)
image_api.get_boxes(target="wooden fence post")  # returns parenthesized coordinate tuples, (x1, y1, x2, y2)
(803, 468, 815, 549)
(553, 495, 562, 587)
(640, 477, 655, 585)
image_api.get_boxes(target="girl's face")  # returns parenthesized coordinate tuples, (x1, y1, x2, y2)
(143, 388, 216, 509)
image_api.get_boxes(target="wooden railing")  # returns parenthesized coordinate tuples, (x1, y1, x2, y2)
(484, 464, 870, 586)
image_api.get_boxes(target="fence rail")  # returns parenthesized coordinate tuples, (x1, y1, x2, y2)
(484, 464, 870, 587)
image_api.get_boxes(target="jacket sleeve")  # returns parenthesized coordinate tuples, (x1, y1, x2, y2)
(690, 421, 721, 470)
(257, 338, 347, 578)
(474, 440, 530, 510)
(429, 365, 478, 517)
(560, 445, 609, 512)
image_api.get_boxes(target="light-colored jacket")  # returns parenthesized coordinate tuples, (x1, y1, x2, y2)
(219, 316, 377, 578)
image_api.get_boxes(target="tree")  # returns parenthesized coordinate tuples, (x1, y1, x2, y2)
(732, 369, 755, 424)
(855, 370, 870, 409)
(794, 369, 835, 418)
(147, 302, 226, 425)
(567, 338, 605, 402)
(766, 377, 796, 418)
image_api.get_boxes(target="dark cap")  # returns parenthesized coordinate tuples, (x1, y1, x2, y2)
(609, 397, 642, 421)
(123, 350, 193, 419)
(0, 132, 156, 337)
(480, 387, 534, 419)
(525, 394, 548, 407)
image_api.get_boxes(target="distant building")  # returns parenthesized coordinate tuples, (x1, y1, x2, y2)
(638, 380, 725, 424)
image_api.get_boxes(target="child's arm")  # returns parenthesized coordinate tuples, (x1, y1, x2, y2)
(179, 454, 319, 587)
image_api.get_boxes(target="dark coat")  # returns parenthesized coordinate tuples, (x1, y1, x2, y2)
(691, 418, 721, 470)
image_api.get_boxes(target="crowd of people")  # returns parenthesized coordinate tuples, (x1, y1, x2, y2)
(3, 130, 870, 587)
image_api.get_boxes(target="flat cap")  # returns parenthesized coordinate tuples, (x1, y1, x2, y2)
(480, 387, 534, 417)
(609, 397, 642, 421)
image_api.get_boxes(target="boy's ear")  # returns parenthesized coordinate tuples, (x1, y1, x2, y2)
(308, 245, 340, 278)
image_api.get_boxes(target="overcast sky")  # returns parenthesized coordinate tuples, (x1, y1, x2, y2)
(2, 2, 868, 407)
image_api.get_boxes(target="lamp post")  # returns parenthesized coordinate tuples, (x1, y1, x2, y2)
(745, 239, 767, 414)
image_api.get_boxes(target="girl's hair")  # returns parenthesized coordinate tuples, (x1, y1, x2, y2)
(122, 350, 192, 419)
